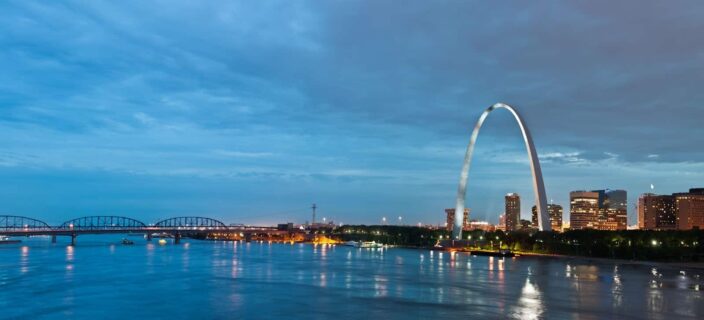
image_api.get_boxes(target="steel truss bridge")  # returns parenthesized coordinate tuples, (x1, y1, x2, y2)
(0, 215, 293, 245)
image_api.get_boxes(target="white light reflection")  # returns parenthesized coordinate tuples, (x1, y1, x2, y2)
(612, 265, 622, 308)
(510, 278, 544, 320)
(20, 246, 29, 274)
(374, 275, 388, 297)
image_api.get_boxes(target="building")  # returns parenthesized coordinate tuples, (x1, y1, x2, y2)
(638, 194, 677, 230)
(570, 191, 600, 230)
(569, 189, 627, 231)
(601, 190, 628, 231)
(445, 208, 470, 232)
(468, 220, 496, 232)
(519, 219, 534, 231)
(675, 189, 704, 230)
(638, 188, 704, 230)
(497, 213, 506, 232)
(505, 193, 521, 232)
(531, 204, 564, 232)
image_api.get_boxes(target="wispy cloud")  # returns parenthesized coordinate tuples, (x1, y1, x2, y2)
(0, 1, 702, 225)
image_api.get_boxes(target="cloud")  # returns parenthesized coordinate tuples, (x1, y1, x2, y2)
(0, 1, 703, 224)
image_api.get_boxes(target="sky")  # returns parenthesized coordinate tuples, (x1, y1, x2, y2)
(1, 1, 703, 226)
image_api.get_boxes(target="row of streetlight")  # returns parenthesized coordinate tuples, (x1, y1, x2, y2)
(380, 216, 407, 225)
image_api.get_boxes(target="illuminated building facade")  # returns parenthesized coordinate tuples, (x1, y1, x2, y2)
(445, 208, 469, 232)
(505, 193, 521, 232)
(638, 194, 676, 230)
(639, 188, 704, 230)
(600, 189, 628, 231)
(675, 189, 704, 230)
(569, 191, 600, 230)
(532, 204, 564, 232)
(497, 213, 506, 232)
(570, 189, 627, 231)
(468, 220, 496, 232)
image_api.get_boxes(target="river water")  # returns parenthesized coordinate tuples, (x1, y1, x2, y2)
(0, 235, 702, 319)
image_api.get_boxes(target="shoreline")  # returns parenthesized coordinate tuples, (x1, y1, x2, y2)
(512, 251, 704, 270)
(378, 244, 704, 270)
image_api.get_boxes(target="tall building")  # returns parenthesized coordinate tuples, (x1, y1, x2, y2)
(505, 193, 520, 232)
(570, 191, 600, 230)
(675, 189, 704, 230)
(532, 204, 564, 232)
(601, 190, 628, 231)
(445, 208, 470, 232)
(638, 194, 676, 230)
(569, 189, 627, 231)
(639, 188, 704, 230)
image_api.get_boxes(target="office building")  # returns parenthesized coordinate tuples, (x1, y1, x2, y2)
(445, 208, 470, 232)
(505, 193, 521, 232)
(570, 191, 600, 230)
(532, 204, 564, 232)
(639, 188, 704, 230)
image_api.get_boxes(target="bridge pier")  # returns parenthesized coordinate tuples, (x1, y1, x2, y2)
(51, 235, 57, 243)
(146, 233, 152, 241)
(70, 234, 77, 246)
(174, 233, 181, 245)
(244, 233, 252, 243)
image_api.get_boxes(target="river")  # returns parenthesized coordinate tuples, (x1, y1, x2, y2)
(0, 235, 702, 319)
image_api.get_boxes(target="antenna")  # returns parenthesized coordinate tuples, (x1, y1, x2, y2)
(311, 203, 317, 225)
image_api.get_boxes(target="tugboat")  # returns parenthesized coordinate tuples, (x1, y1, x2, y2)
(121, 238, 134, 245)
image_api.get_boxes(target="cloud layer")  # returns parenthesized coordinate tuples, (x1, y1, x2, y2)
(1, 1, 703, 225)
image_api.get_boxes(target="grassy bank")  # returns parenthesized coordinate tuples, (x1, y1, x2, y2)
(333, 225, 704, 262)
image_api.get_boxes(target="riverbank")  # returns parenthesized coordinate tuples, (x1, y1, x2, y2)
(512, 251, 704, 271)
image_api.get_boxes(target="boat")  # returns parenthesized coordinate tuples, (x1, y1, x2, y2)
(121, 238, 134, 245)
(470, 249, 515, 257)
(356, 241, 384, 248)
(343, 241, 359, 247)
(0, 236, 21, 244)
(158, 239, 168, 245)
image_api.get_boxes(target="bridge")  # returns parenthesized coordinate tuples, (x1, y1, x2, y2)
(0, 215, 295, 245)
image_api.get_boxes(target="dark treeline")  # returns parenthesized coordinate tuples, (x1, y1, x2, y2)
(333, 225, 704, 262)
(333, 225, 449, 247)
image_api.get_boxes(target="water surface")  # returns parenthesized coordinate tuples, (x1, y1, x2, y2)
(0, 235, 702, 319)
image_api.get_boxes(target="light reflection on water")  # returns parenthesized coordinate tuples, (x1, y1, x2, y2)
(0, 235, 702, 319)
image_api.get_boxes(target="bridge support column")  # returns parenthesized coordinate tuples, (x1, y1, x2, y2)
(146, 233, 152, 241)
(174, 233, 181, 245)
(51, 235, 57, 243)
(244, 233, 252, 243)
(70, 234, 77, 246)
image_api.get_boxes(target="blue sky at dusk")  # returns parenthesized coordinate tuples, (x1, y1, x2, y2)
(1, 1, 703, 226)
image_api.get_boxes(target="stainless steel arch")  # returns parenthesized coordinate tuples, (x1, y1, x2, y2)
(453, 103, 550, 240)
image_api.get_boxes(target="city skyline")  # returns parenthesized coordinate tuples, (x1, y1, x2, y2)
(1, 2, 704, 226)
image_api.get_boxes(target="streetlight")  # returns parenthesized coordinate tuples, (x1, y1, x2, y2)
(382, 217, 387, 225)
(398, 216, 403, 225)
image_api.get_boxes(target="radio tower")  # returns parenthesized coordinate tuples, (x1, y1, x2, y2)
(311, 203, 317, 226)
